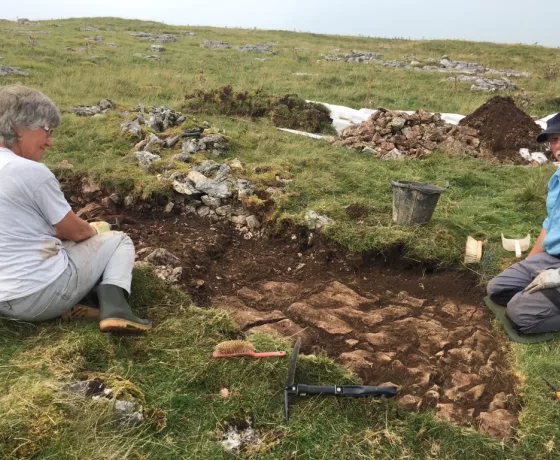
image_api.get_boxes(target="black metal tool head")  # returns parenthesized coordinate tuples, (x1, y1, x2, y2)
(284, 337, 301, 422)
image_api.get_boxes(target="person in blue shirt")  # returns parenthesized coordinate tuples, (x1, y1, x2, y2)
(488, 113, 560, 334)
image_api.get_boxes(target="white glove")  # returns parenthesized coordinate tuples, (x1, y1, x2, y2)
(524, 269, 560, 294)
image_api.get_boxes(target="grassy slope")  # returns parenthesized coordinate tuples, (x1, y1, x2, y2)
(1, 17, 560, 459)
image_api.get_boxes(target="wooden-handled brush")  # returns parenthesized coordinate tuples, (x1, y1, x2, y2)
(213, 340, 287, 359)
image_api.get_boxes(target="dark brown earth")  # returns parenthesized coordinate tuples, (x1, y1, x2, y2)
(116, 209, 519, 439)
(459, 96, 543, 164)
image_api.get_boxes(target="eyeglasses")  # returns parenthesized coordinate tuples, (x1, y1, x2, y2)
(42, 125, 54, 138)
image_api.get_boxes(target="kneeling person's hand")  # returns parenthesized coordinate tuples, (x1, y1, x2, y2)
(90, 221, 111, 234)
(524, 268, 560, 294)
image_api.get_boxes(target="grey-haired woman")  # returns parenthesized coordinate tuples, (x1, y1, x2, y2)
(0, 85, 151, 332)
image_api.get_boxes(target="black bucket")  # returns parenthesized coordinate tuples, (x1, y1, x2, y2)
(390, 180, 444, 226)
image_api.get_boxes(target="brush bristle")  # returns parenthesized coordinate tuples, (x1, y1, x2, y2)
(215, 340, 255, 355)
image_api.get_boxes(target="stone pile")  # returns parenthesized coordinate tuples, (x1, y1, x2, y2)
(69, 99, 115, 116)
(117, 104, 260, 228)
(136, 104, 189, 132)
(448, 75, 517, 92)
(334, 109, 480, 159)
(0, 65, 28, 77)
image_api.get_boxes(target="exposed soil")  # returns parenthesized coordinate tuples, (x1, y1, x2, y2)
(459, 96, 543, 164)
(118, 209, 519, 438)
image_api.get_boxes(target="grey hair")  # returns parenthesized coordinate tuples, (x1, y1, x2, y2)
(0, 85, 60, 148)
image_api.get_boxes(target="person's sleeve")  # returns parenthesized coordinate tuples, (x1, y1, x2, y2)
(543, 216, 551, 231)
(32, 170, 72, 226)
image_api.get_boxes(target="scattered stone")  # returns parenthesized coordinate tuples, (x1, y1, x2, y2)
(143, 248, 182, 267)
(133, 53, 161, 61)
(151, 44, 165, 52)
(187, 171, 232, 199)
(87, 35, 103, 41)
(80, 26, 100, 32)
(236, 44, 276, 54)
(0, 65, 29, 77)
(448, 75, 517, 92)
(114, 400, 143, 427)
(201, 195, 221, 208)
(200, 40, 231, 49)
(120, 121, 143, 140)
(218, 416, 262, 452)
(135, 151, 161, 169)
(305, 211, 333, 229)
(107, 42, 118, 47)
(130, 32, 177, 42)
(163, 202, 174, 213)
(70, 99, 115, 116)
(154, 266, 183, 283)
(245, 215, 260, 230)
(173, 180, 199, 196)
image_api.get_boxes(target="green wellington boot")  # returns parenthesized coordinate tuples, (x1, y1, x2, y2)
(97, 284, 152, 333)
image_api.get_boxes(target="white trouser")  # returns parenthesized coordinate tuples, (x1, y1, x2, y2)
(0, 231, 134, 321)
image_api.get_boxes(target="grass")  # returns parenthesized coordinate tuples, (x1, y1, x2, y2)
(1, 16, 560, 459)
(0, 270, 524, 459)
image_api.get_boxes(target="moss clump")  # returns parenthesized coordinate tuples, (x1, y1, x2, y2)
(183, 85, 335, 134)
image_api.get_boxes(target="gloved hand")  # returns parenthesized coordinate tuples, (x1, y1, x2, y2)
(90, 221, 111, 234)
(524, 268, 560, 294)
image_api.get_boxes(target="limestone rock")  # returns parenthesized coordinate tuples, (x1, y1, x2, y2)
(398, 394, 422, 412)
(478, 409, 518, 440)
(287, 302, 352, 335)
(247, 318, 309, 345)
(216, 296, 285, 329)
(144, 248, 181, 267)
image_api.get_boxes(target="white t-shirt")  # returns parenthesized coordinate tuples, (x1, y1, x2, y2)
(0, 147, 71, 301)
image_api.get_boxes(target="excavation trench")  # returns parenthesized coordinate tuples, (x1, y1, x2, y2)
(117, 209, 518, 439)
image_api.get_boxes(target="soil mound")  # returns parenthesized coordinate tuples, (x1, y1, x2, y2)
(459, 96, 542, 163)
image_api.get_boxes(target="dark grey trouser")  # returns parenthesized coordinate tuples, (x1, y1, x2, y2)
(487, 252, 560, 334)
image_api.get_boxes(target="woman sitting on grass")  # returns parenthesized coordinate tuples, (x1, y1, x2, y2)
(0, 85, 151, 333)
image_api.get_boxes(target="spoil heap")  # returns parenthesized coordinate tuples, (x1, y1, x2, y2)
(334, 109, 480, 159)
(459, 96, 543, 163)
